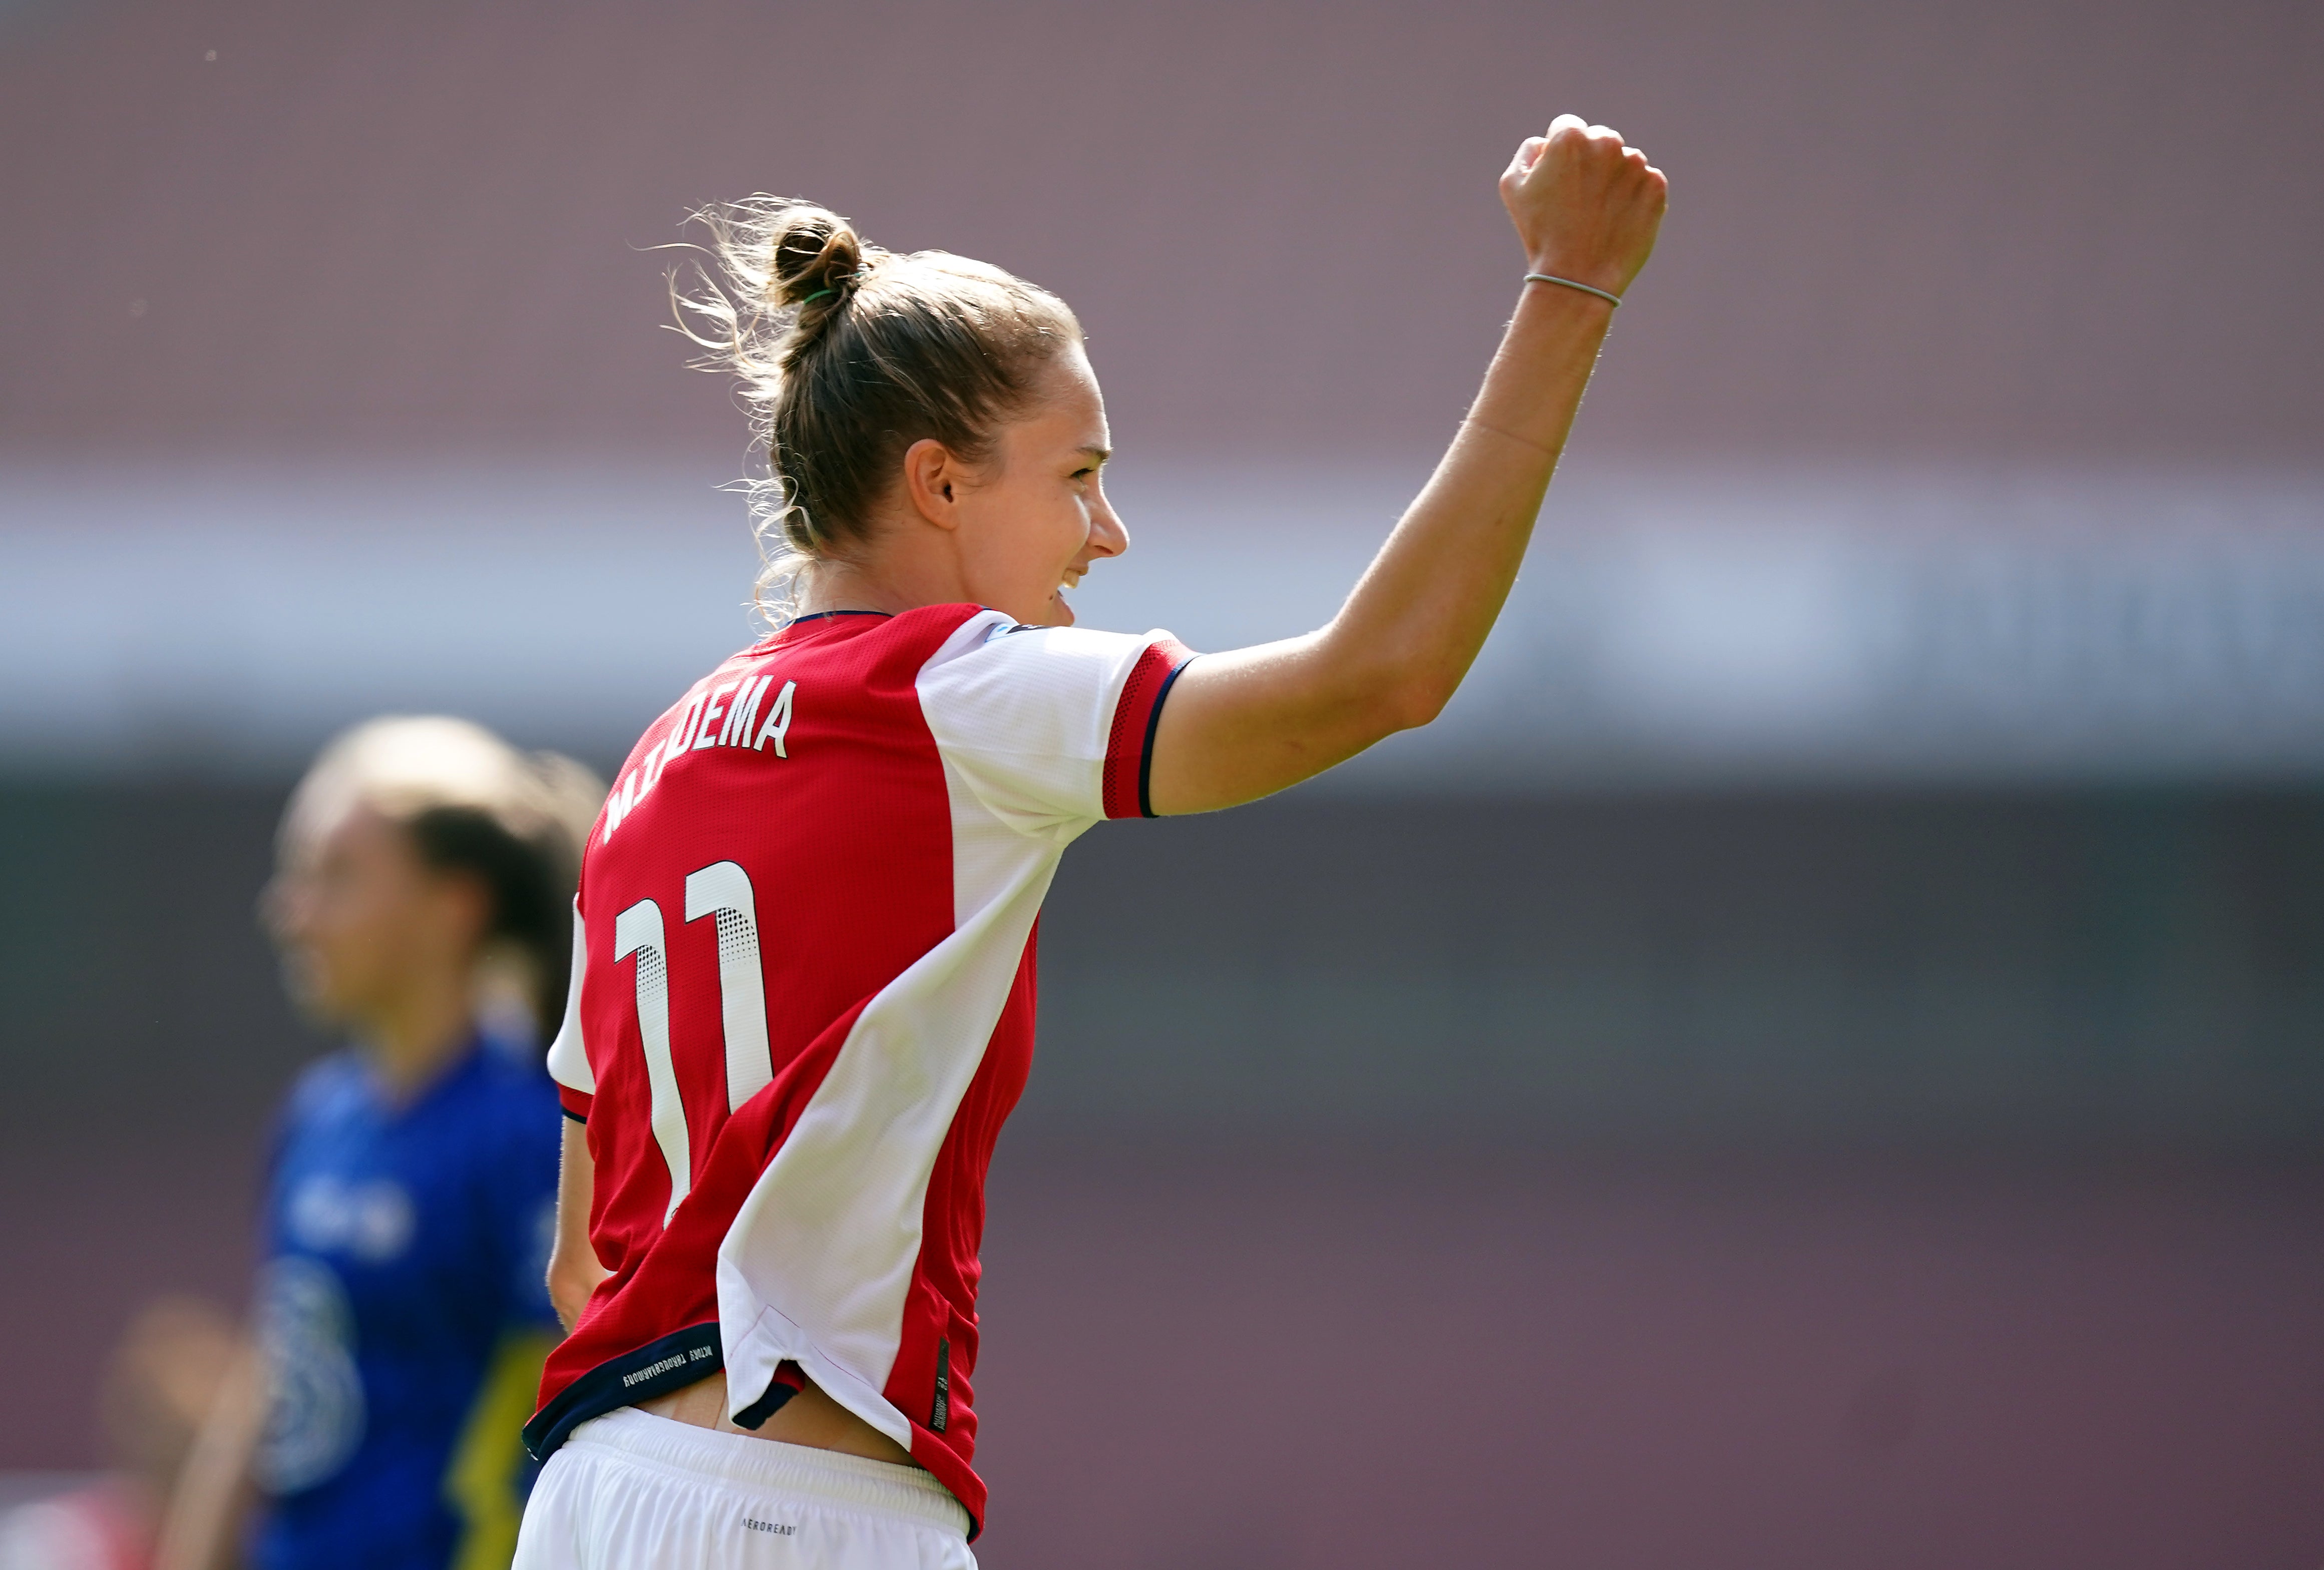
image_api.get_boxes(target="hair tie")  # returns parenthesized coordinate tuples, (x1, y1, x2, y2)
(800, 265, 877, 311)
(1523, 271, 1623, 308)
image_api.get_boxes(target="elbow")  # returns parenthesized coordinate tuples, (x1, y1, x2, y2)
(546, 1252, 603, 1334)
(548, 1277, 587, 1335)
(1379, 671, 1458, 733)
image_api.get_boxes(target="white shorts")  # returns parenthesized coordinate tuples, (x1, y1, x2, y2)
(513, 1408, 977, 1570)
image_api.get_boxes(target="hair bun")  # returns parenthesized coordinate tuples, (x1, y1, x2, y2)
(768, 204, 866, 324)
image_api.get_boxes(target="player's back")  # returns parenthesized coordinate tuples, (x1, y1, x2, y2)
(562, 608, 966, 1277)
(533, 601, 1186, 1528)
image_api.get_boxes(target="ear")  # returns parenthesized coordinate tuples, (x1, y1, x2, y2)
(901, 437, 967, 531)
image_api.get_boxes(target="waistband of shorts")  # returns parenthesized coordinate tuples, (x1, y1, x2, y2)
(563, 1407, 970, 1536)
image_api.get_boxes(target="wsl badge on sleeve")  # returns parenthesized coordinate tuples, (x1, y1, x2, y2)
(252, 1256, 366, 1494)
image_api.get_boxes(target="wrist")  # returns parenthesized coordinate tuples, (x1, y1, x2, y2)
(1518, 272, 1622, 313)
(1524, 256, 1625, 298)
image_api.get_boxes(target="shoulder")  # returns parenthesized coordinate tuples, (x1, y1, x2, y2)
(744, 605, 987, 671)
(916, 610, 1186, 731)
(912, 615, 1192, 824)
(403, 1044, 559, 1171)
(916, 610, 1176, 695)
(459, 1042, 562, 1131)
(769, 603, 1163, 678)
(278, 1050, 369, 1132)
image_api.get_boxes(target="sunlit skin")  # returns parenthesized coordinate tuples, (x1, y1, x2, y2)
(558, 111, 1667, 1470)
(263, 803, 488, 1100)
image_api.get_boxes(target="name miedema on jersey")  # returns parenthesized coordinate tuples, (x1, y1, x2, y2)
(603, 673, 795, 840)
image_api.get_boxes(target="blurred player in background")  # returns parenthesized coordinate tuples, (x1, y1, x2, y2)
(0, 1298, 238, 1570)
(156, 718, 601, 1570)
(515, 114, 1663, 1569)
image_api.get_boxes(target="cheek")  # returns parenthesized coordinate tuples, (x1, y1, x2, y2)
(305, 889, 411, 986)
(296, 917, 367, 999)
(1040, 493, 1091, 561)
(988, 496, 1076, 578)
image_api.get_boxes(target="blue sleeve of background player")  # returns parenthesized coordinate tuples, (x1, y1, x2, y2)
(496, 1071, 564, 1331)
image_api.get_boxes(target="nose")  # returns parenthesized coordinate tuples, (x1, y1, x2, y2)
(1088, 488, 1129, 561)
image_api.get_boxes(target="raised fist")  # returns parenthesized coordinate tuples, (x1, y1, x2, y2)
(1500, 115, 1668, 301)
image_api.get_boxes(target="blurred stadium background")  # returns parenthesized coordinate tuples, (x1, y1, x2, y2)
(4, 0, 2321, 1564)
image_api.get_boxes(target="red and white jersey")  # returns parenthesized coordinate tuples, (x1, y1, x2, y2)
(524, 605, 1191, 1536)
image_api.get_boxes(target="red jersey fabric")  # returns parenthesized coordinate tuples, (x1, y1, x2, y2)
(524, 605, 1190, 1537)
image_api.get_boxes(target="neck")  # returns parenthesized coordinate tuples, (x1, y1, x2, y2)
(795, 532, 964, 618)
(356, 973, 475, 1101)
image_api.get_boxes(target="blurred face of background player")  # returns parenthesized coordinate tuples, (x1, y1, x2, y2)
(264, 801, 489, 1082)
(822, 342, 1130, 628)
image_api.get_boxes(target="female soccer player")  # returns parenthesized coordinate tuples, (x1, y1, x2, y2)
(518, 114, 1666, 1568)
(159, 718, 600, 1570)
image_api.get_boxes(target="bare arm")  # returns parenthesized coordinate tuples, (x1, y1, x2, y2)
(1146, 115, 1667, 815)
(547, 1117, 609, 1333)
(153, 1341, 265, 1570)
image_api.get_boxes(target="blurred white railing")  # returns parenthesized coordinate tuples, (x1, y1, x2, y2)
(3, 460, 2320, 784)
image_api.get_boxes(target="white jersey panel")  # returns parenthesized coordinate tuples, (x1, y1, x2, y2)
(712, 617, 1155, 1442)
(546, 901, 594, 1095)
(713, 818, 1058, 1443)
(914, 612, 1175, 838)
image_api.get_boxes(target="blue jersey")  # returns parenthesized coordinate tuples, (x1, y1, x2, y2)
(252, 1035, 562, 1570)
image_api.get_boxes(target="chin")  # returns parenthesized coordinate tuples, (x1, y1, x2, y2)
(1026, 589, 1075, 627)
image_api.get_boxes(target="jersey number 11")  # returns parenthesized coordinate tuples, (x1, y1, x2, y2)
(612, 860, 773, 1223)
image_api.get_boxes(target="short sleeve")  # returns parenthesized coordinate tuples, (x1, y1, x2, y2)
(915, 612, 1195, 831)
(545, 899, 594, 1121)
